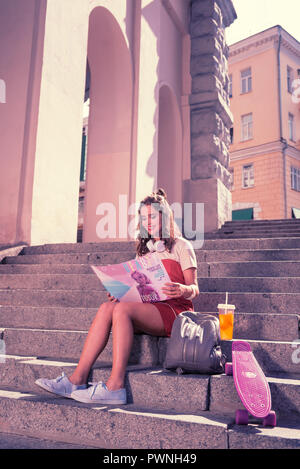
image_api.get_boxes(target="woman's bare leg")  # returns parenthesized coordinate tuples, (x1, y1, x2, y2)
(105, 302, 166, 391)
(68, 301, 116, 385)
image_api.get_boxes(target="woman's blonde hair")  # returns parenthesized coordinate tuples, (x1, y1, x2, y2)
(135, 188, 180, 256)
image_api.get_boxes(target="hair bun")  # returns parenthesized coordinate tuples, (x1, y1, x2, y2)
(156, 188, 167, 199)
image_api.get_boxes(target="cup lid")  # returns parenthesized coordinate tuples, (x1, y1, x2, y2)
(217, 304, 235, 310)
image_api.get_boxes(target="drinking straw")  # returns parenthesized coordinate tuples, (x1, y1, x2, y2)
(225, 292, 228, 307)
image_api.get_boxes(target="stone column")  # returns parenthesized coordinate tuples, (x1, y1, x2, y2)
(184, 0, 236, 234)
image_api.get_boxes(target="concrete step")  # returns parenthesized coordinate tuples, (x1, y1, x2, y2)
(210, 372, 300, 422)
(203, 249, 300, 262)
(0, 383, 299, 450)
(22, 241, 136, 255)
(158, 338, 300, 374)
(3, 250, 300, 270)
(0, 282, 299, 310)
(194, 292, 300, 315)
(198, 277, 300, 293)
(0, 356, 299, 421)
(205, 232, 300, 239)
(1, 328, 159, 366)
(0, 358, 211, 414)
(227, 422, 300, 449)
(0, 305, 98, 331)
(201, 238, 300, 250)
(0, 288, 299, 315)
(3, 251, 135, 265)
(0, 287, 106, 307)
(218, 339, 300, 374)
(0, 431, 95, 449)
(0, 263, 94, 274)
(4, 237, 300, 257)
(226, 312, 299, 341)
(0, 306, 297, 340)
(0, 273, 299, 291)
(219, 228, 300, 235)
(221, 222, 300, 229)
(0, 273, 102, 290)
(223, 219, 300, 227)
(2, 327, 299, 374)
(0, 385, 231, 449)
(0, 382, 299, 449)
(206, 261, 300, 277)
(0, 259, 300, 279)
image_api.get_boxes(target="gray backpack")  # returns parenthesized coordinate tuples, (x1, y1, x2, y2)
(163, 312, 226, 375)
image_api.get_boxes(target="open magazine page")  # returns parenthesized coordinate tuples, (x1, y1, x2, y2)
(91, 252, 171, 303)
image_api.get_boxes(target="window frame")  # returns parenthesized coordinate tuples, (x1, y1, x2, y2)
(241, 113, 253, 141)
(242, 163, 254, 188)
(240, 67, 252, 94)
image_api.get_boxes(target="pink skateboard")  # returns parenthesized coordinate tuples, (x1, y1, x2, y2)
(225, 341, 276, 427)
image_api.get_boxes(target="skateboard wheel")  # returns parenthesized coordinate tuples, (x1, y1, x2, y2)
(235, 409, 249, 425)
(225, 362, 233, 376)
(263, 410, 276, 427)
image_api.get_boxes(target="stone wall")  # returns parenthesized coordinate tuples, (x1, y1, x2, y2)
(185, 0, 236, 233)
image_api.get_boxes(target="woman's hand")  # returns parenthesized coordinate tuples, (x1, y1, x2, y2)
(106, 292, 119, 303)
(162, 282, 186, 299)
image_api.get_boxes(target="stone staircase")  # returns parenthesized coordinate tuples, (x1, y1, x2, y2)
(206, 218, 300, 238)
(0, 224, 300, 449)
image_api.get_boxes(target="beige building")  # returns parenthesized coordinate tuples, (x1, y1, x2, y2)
(228, 25, 300, 220)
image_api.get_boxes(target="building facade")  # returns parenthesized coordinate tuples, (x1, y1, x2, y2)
(0, 0, 236, 247)
(228, 25, 300, 220)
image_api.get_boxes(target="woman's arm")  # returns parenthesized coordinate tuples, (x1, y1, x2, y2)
(162, 267, 199, 299)
(182, 267, 199, 299)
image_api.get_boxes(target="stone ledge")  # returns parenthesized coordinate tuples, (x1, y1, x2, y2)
(0, 387, 230, 449)
(0, 245, 27, 263)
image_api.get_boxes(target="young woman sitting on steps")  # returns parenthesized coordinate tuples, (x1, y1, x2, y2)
(35, 188, 199, 404)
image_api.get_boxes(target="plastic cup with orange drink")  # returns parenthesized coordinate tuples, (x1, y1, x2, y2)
(218, 295, 235, 340)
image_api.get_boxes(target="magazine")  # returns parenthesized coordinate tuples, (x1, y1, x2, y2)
(91, 252, 171, 303)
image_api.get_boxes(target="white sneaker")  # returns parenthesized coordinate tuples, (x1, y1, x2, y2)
(35, 372, 87, 398)
(71, 381, 127, 405)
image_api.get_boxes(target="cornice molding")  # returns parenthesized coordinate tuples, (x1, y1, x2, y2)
(229, 140, 300, 162)
(229, 26, 300, 63)
(216, 0, 237, 28)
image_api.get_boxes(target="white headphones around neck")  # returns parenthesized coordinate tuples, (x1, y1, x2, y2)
(146, 239, 166, 253)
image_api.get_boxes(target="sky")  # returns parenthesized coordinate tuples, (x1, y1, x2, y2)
(225, 0, 300, 46)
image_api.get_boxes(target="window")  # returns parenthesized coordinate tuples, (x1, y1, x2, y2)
(229, 74, 232, 98)
(287, 66, 293, 93)
(230, 127, 234, 144)
(288, 113, 294, 141)
(243, 164, 254, 188)
(291, 166, 300, 191)
(240, 67, 252, 94)
(241, 113, 253, 141)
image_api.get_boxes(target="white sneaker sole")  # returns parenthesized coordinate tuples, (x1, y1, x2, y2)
(71, 394, 126, 405)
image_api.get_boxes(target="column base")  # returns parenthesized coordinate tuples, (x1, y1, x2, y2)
(183, 177, 232, 234)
